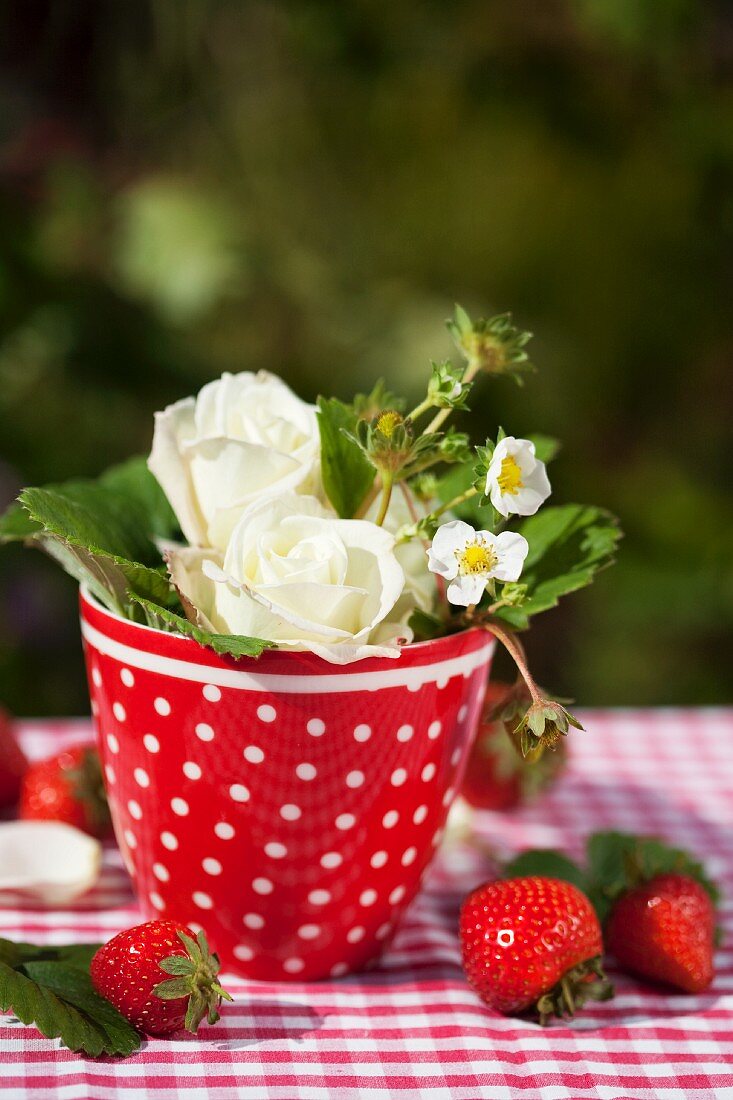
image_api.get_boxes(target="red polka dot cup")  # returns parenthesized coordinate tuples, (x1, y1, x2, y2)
(80, 587, 494, 980)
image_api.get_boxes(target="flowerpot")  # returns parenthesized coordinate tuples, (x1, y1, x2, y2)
(80, 587, 495, 980)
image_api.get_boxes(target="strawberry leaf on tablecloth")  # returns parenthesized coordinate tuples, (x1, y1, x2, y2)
(317, 396, 376, 518)
(129, 596, 274, 658)
(0, 959, 141, 1056)
(0, 939, 101, 970)
(503, 849, 588, 893)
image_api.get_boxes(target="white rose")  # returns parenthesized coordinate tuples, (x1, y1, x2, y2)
(148, 371, 320, 551)
(167, 494, 412, 664)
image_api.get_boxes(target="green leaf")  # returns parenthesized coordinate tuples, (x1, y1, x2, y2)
(494, 504, 622, 628)
(586, 830, 720, 923)
(99, 456, 180, 542)
(408, 607, 448, 642)
(317, 396, 376, 518)
(0, 500, 42, 542)
(504, 849, 588, 892)
(0, 960, 140, 1057)
(0, 939, 100, 971)
(129, 596, 273, 658)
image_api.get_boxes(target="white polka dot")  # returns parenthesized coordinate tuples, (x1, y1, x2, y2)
(353, 724, 371, 742)
(107, 733, 119, 754)
(171, 797, 189, 816)
(92, 667, 102, 688)
(370, 850, 388, 868)
(335, 813, 355, 830)
(265, 842, 287, 859)
(143, 733, 160, 753)
(127, 800, 142, 820)
(104, 764, 116, 785)
(346, 770, 365, 789)
(296, 763, 317, 781)
(421, 762, 436, 782)
(307, 718, 325, 736)
(428, 720, 442, 740)
(243, 745, 264, 764)
(195, 723, 215, 742)
(442, 787, 455, 807)
(203, 857, 222, 876)
(298, 924, 321, 940)
(183, 761, 202, 780)
(397, 724, 414, 742)
(188, 921, 203, 935)
(90, 700, 98, 717)
(433, 828, 444, 847)
(134, 767, 149, 788)
(123, 828, 137, 849)
(331, 961, 348, 977)
(283, 957, 305, 973)
(112, 702, 126, 722)
(389, 885, 406, 905)
(233, 944, 253, 961)
(153, 862, 169, 882)
(257, 704, 276, 723)
(413, 804, 428, 824)
(458, 704, 468, 722)
(120, 668, 135, 687)
(320, 851, 342, 869)
(308, 889, 330, 905)
(280, 803, 301, 821)
(347, 926, 365, 944)
(360, 889, 377, 907)
(253, 877, 273, 895)
(401, 846, 417, 866)
(243, 913, 264, 929)
(215, 822, 235, 840)
(203, 684, 221, 702)
(193, 891, 213, 909)
(160, 831, 178, 850)
(382, 810, 399, 829)
(450, 747, 461, 767)
(390, 768, 407, 787)
(154, 697, 171, 716)
(150, 891, 165, 911)
(230, 784, 250, 803)
(376, 923, 392, 940)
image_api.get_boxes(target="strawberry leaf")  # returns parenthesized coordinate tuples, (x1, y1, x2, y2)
(0, 960, 140, 1056)
(128, 596, 273, 659)
(503, 849, 588, 893)
(0, 939, 101, 970)
(317, 397, 376, 518)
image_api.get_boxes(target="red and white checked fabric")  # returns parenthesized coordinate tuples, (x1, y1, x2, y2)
(2, 709, 733, 1100)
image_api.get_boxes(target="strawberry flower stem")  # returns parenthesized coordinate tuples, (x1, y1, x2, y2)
(374, 473, 394, 527)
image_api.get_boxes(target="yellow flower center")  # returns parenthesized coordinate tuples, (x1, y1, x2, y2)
(457, 539, 497, 575)
(376, 410, 403, 438)
(497, 455, 524, 496)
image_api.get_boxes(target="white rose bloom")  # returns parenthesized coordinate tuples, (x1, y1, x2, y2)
(148, 371, 320, 552)
(427, 519, 528, 607)
(366, 484, 437, 615)
(485, 436, 551, 518)
(167, 494, 412, 664)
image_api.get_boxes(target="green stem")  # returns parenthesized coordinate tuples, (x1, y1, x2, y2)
(476, 619, 543, 704)
(374, 473, 394, 526)
(424, 359, 481, 435)
(406, 396, 435, 422)
(431, 484, 479, 522)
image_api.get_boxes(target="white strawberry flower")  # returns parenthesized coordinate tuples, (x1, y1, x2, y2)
(426, 519, 529, 607)
(485, 436, 551, 518)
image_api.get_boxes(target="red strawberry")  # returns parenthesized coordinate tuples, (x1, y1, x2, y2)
(19, 743, 111, 837)
(0, 708, 28, 808)
(462, 682, 567, 810)
(460, 876, 612, 1023)
(90, 920, 232, 1036)
(605, 873, 715, 994)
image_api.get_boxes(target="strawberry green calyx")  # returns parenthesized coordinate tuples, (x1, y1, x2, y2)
(535, 956, 613, 1026)
(514, 699, 583, 756)
(153, 930, 233, 1033)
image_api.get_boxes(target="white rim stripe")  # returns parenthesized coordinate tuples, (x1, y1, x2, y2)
(80, 619, 494, 695)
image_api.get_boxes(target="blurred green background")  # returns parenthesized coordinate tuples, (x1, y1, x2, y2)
(1, 0, 731, 716)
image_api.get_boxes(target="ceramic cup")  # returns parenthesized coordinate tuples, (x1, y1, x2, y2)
(80, 587, 494, 979)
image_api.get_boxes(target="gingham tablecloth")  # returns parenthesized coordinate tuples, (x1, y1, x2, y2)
(2, 709, 732, 1100)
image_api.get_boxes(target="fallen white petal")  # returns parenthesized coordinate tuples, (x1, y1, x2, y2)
(0, 822, 101, 906)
